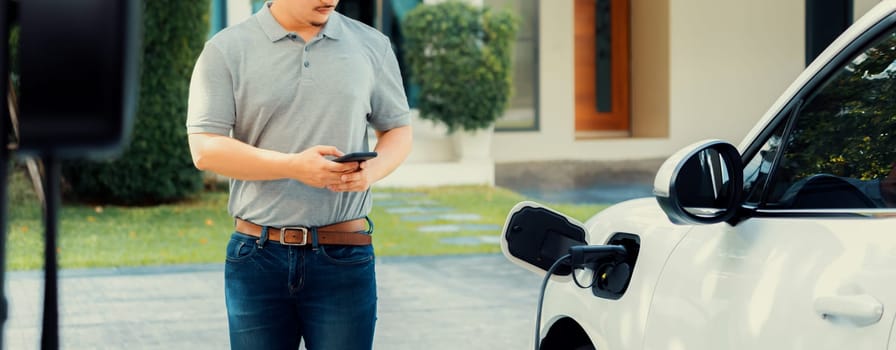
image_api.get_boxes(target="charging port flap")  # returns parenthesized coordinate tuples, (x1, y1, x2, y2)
(501, 201, 588, 276)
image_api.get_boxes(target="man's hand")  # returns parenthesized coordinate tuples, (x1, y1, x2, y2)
(326, 161, 371, 192)
(287, 146, 358, 188)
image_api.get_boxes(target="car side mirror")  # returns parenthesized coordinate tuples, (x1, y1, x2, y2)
(500, 201, 587, 276)
(654, 140, 744, 225)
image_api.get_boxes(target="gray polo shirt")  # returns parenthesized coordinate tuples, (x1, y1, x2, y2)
(187, 4, 410, 227)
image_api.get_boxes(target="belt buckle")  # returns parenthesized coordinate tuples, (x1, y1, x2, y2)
(279, 227, 309, 246)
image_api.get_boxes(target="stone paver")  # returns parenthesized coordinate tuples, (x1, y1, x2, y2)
(377, 191, 506, 246)
(3, 254, 542, 350)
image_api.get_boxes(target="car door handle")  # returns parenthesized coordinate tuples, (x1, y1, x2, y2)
(813, 294, 883, 327)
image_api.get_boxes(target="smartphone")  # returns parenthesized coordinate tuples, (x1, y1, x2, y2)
(333, 151, 378, 163)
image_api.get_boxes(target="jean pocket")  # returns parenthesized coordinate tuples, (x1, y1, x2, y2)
(225, 235, 258, 262)
(318, 244, 374, 266)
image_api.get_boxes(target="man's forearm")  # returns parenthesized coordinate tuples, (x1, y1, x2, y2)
(189, 133, 291, 180)
(368, 126, 413, 183)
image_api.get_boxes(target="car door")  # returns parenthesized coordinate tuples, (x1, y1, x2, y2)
(643, 16, 896, 350)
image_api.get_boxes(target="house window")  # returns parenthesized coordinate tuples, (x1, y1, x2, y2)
(574, 0, 630, 137)
(806, 0, 853, 66)
(487, 0, 540, 131)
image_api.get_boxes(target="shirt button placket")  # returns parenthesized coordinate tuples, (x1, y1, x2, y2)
(303, 45, 310, 68)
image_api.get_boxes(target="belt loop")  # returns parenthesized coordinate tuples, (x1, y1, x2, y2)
(365, 216, 374, 234)
(257, 226, 270, 248)
(310, 227, 320, 250)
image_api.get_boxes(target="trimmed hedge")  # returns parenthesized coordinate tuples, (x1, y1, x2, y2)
(62, 0, 209, 204)
(402, 1, 518, 133)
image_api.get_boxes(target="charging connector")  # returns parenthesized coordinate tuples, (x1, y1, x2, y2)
(568, 245, 627, 269)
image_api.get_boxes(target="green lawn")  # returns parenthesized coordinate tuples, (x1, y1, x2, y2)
(6, 171, 608, 270)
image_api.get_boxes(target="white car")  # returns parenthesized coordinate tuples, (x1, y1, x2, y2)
(501, 2, 896, 349)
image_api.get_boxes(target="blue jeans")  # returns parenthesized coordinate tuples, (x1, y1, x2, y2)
(224, 228, 377, 350)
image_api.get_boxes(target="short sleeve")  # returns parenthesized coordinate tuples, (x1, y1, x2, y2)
(368, 38, 411, 131)
(186, 42, 236, 136)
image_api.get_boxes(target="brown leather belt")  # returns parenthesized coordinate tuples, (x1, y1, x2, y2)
(235, 218, 371, 246)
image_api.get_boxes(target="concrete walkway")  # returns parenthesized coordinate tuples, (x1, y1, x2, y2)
(3, 254, 543, 350)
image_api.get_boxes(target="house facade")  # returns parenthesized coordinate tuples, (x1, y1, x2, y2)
(492, 0, 881, 164)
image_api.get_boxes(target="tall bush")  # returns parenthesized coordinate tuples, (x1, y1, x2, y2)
(402, 1, 518, 133)
(62, 0, 209, 204)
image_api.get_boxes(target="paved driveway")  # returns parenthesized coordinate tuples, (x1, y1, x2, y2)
(4, 254, 542, 349)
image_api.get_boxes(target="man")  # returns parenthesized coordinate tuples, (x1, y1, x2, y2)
(185, 0, 412, 348)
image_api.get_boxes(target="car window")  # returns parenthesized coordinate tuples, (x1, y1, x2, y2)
(761, 30, 896, 209)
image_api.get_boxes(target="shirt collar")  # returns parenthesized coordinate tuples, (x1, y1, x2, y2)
(257, 2, 343, 42)
(257, 2, 289, 42)
(319, 12, 343, 40)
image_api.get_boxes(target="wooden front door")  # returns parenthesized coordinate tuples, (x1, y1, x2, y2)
(574, 0, 630, 136)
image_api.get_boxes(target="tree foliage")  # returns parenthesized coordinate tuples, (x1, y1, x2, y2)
(402, 1, 518, 133)
(62, 0, 209, 204)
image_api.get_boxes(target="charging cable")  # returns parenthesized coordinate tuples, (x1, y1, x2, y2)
(533, 245, 627, 350)
(534, 253, 570, 350)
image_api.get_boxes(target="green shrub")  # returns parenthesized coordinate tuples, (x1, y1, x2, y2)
(62, 0, 209, 205)
(402, 1, 518, 133)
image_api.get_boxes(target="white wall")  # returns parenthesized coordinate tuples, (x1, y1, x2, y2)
(856, 0, 884, 21)
(227, 0, 253, 25)
(667, 0, 805, 149)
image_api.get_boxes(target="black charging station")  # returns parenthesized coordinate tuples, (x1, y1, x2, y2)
(0, 1, 141, 348)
